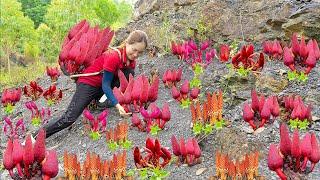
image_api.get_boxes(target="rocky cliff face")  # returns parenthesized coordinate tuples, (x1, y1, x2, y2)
(115, 0, 320, 52)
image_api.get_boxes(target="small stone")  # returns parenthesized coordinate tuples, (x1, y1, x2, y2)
(243, 126, 254, 134)
(196, 167, 207, 175)
(312, 116, 320, 121)
(273, 120, 280, 129)
(253, 127, 265, 135)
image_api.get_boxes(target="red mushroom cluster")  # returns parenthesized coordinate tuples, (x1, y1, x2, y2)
(131, 102, 171, 133)
(242, 90, 280, 130)
(171, 80, 200, 108)
(3, 129, 59, 179)
(162, 68, 182, 88)
(171, 135, 201, 166)
(1, 88, 21, 114)
(283, 33, 320, 74)
(263, 39, 283, 59)
(23, 81, 43, 101)
(133, 138, 171, 168)
(171, 39, 216, 68)
(268, 124, 320, 180)
(113, 71, 159, 113)
(231, 44, 265, 71)
(58, 19, 114, 75)
(46, 66, 60, 83)
(283, 95, 312, 129)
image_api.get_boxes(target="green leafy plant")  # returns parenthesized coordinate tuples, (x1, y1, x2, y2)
(298, 119, 309, 130)
(46, 99, 54, 106)
(190, 77, 202, 88)
(288, 70, 297, 81)
(128, 167, 170, 180)
(297, 72, 308, 82)
(193, 63, 204, 76)
(4, 104, 14, 115)
(89, 131, 101, 141)
(31, 117, 41, 127)
(289, 119, 310, 130)
(203, 123, 214, 135)
(150, 167, 170, 180)
(150, 125, 162, 136)
(107, 141, 119, 152)
(214, 119, 226, 130)
(287, 71, 308, 83)
(192, 120, 225, 136)
(180, 98, 192, 109)
(127, 169, 135, 177)
(236, 66, 251, 77)
(229, 39, 240, 57)
(192, 122, 203, 135)
(119, 139, 132, 150)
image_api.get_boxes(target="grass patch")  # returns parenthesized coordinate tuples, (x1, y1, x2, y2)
(0, 60, 52, 91)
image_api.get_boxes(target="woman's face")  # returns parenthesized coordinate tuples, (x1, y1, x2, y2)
(126, 41, 146, 61)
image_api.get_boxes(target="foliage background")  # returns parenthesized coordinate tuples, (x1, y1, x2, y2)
(0, 0, 133, 89)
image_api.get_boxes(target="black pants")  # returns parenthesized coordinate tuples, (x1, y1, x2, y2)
(38, 68, 134, 138)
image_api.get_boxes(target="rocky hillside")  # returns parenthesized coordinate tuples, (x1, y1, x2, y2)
(1, 1, 320, 179)
(115, 0, 320, 52)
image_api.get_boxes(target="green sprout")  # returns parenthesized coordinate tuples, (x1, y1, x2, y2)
(137, 167, 170, 180)
(31, 117, 41, 127)
(150, 125, 162, 136)
(127, 169, 135, 177)
(236, 66, 250, 77)
(89, 131, 101, 141)
(107, 141, 119, 152)
(298, 119, 310, 130)
(192, 122, 203, 135)
(287, 70, 297, 81)
(46, 99, 55, 106)
(4, 104, 15, 115)
(120, 139, 133, 150)
(193, 63, 204, 76)
(289, 119, 310, 130)
(150, 167, 170, 180)
(202, 123, 214, 135)
(190, 77, 202, 88)
(297, 72, 308, 83)
(214, 119, 226, 130)
(289, 119, 299, 129)
(180, 98, 191, 109)
(287, 71, 309, 83)
(139, 168, 149, 180)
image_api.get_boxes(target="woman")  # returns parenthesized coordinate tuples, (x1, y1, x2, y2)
(38, 30, 148, 138)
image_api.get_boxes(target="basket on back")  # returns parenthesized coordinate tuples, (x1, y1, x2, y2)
(58, 19, 114, 76)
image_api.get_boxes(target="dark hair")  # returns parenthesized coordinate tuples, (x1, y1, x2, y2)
(125, 30, 148, 48)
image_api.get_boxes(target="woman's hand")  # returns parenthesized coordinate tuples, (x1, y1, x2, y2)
(116, 104, 132, 117)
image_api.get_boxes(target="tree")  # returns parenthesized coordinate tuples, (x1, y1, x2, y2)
(112, 0, 133, 29)
(0, 0, 38, 74)
(94, 0, 120, 28)
(37, 23, 57, 62)
(18, 0, 51, 28)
